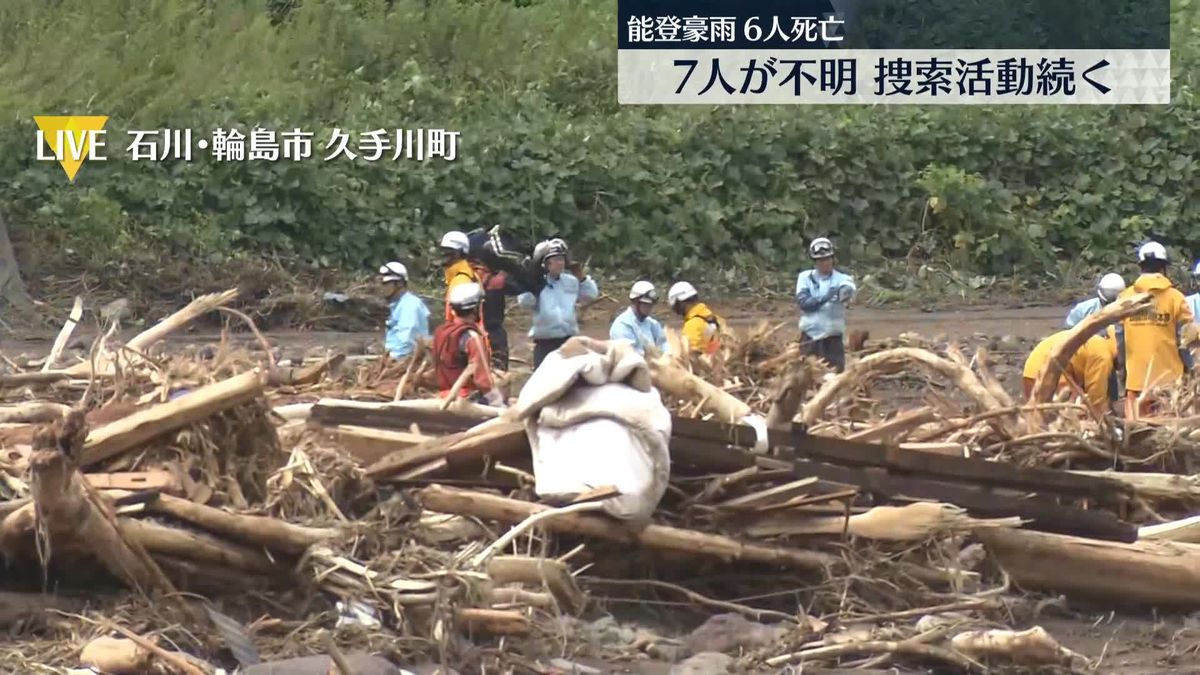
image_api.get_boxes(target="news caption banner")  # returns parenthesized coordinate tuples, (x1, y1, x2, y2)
(32, 117, 461, 183)
(618, 0, 1171, 105)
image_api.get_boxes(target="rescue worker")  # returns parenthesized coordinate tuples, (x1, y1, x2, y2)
(378, 261, 430, 359)
(517, 238, 599, 368)
(1118, 241, 1194, 418)
(432, 282, 504, 406)
(440, 230, 481, 322)
(668, 281, 724, 356)
(1066, 272, 1128, 406)
(796, 237, 857, 373)
(609, 281, 668, 356)
(1065, 273, 1127, 328)
(1022, 328, 1118, 416)
(1187, 261, 1200, 321)
(466, 226, 529, 371)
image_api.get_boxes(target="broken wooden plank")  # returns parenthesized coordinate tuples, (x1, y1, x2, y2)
(331, 425, 434, 465)
(673, 416, 1126, 502)
(421, 484, 837, 573)
(487, 555, 586, 614)
(845, 407, 938, 443)
(1070, 471, 1200, 502)
(86, 471, 182, 495)
(779, 432, 1129, 503)
(715, 477, 819, 510)
(571, 485, 621, 504)
(82, 370, 265, 467)
(976, 527, 1200, 607)
(309, 398, 494, 435)
(366, 421, 527, 479)
(1139, 515, 1200, 543)
(669, 436, 1137, 542)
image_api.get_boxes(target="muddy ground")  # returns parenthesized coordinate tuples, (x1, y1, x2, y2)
(3, 297, 1197, 674)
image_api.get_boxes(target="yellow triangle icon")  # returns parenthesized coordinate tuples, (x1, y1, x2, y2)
(34, 115, 109, 182)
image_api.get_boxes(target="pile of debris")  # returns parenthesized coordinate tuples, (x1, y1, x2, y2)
(2, 288, 1200, 673)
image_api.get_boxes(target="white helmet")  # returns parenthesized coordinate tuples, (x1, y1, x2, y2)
(378, 261, 408, 283)
(629, 280, 658, 303)
(532, 238, 568, 267)
(1192, 260, 1200, 276)
(667, 281, 698, 306)
(1137, 241, 1168, 262)
(440, 231, 470, 255)
(447, 282, 483, 311)
(1096, 273, 1125, 302)
(808, 237, 835, 260)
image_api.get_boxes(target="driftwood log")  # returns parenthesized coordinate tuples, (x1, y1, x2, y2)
(420, 484, 836, 573)
(82, 369, 265, 467)
(976, 527, 1200, 607)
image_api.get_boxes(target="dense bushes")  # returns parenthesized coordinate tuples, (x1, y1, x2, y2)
(0, 0, 1196, 288)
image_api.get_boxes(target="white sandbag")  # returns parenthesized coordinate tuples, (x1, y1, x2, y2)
(512, 337, 671, 526)
(532, 382, 671, 524)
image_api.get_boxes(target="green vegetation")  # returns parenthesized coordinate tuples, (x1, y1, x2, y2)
(0, 0, 1197, 301)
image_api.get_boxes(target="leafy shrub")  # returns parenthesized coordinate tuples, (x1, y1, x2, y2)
(0, 0, 1195, 297)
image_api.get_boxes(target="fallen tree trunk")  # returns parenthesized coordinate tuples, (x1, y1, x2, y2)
(801, 348, 1006, 427)
(648, 354, 751, 423)
(142, 492, 340, 554)
(421, 484, 836, 573)
(1031, 292, 1153, 413)
(976, 527, 1200, 607)
(63, 289, 240, 377)
(119, 518, 281, 574)
(29, 411, 175, 595)
(82, 369, 265, 467)
(487, 555, 586, 614)
(0, 402, 71, 424)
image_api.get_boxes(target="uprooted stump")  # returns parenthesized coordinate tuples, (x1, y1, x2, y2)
(27, 409, 176, 596)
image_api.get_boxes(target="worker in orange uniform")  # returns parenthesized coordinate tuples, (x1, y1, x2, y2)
(432, 282, 504, 407)
(667, 281, 724, 356)
(1022, 329, 1118, 416)
(1118, 241, 1194, 418)
(439, 230, 481, 322)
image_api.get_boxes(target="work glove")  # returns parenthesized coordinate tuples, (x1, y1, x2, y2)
(836, 285, 854, 303)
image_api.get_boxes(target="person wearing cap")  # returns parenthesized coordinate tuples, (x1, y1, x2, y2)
(1065, 273, 1127, 328)
(1022, 328, 1118, 416)
(517, 238, 599, 368)
(1117, 241, 1194, 417)
(796, 237, 857, 373)
(439, 230, 482, 322)
(668, 281, 725, 356)
(378, 261, 430, 359)
(432, 282, 504, 406)
(1066, 273, 1128, 405)
(610, 281, 668, 356)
